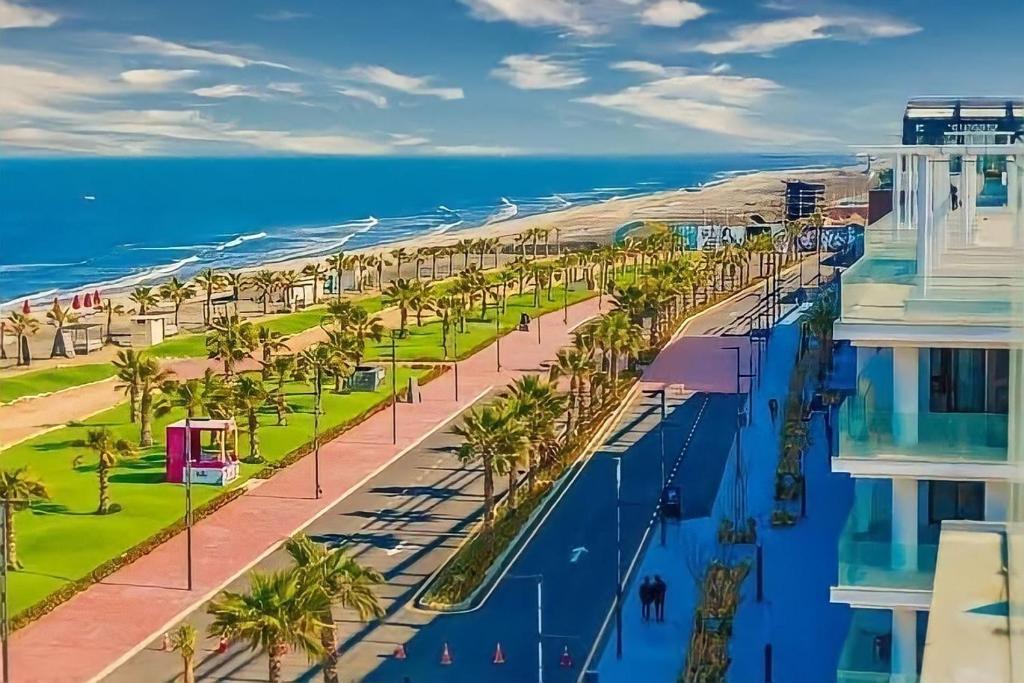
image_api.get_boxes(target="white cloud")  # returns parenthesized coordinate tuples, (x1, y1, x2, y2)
(268, 82, 304, 95)
(0, 0, 57, 29)
(191, 84, 264, 99)
(641, 0, 707, 28)
(123, 35, 294, 70)
(579, 63, 826, 143)
(256, 9, 311, 21)
(491, 54, 587, 90)
(337, 86, 389, 108)
(710, 62, 730, 74)
(431, 144, 526, 156)
(458, 0, 597, 35)
(344, 65, 464, 100)
(689, 15, 920, 54)
(120, 69, 199, 88)
(390, 133, 430, 146)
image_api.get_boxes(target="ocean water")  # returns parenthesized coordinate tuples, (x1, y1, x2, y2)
(0, 154, 852, 304)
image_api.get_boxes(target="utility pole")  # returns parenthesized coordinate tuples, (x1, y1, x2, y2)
(391, 332, 398, 445)
(313, 367, 322, 499)
(615, 456, 623, 659)
(452, 323, 459, 402)
(495, 310, 502, 372)
(184, 417, 193, 591)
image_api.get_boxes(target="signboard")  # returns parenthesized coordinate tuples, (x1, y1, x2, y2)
(186, 461, 239, 486)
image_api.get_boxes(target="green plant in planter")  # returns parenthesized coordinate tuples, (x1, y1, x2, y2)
(770, 508, 797, 527)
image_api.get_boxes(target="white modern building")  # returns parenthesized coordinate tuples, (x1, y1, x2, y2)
(831, 98, 1024, 682)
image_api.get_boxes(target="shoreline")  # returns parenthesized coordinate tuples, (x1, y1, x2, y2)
(0, 163, 864, 312)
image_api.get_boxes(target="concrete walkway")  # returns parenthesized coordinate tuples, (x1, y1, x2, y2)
(10, 297, 601, 683)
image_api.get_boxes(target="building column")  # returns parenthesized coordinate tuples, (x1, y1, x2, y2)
(963, 155, 977, 245)
(892, 608, 918, 678)
(986, 480, 1010, 521)
(892, 478, 918, 570)
(892, 346, 919, 446)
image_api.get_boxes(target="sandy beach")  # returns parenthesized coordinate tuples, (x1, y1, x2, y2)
(0, 164, 867, 373)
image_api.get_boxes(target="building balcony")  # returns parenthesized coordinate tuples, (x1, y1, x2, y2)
(837, 609, 920, 683)
(838, 404, 1008, 464)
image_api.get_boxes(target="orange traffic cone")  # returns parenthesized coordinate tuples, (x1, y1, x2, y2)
(560, 645, 573, 668)
(493, 642, 506, 665)
(393, 643, 407, 660)
(160, 633, 171, 652)
(216, 636, 229, 654)
(440, 642, 453, 666)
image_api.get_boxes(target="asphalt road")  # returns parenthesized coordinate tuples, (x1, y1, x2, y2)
(105, 259, 810, 683)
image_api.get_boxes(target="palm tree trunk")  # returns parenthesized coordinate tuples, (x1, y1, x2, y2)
(320, 625, 339, 683)
(140, 392, 154, 446)
(4, 501, 18, 569)
(508, 469, 518, 510)
(268, 649, 283, 683)
(482, 456, 494, 528)
(183, 656, 196, 683)
(98, 463, 110, 514)
(128, 385, 139, 423)
(248, 410, 260, 459)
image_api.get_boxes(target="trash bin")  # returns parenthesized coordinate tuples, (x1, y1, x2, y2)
(661, 485, 682, 519)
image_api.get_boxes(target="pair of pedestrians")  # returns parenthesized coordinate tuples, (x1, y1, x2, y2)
(639, 575, 667, 623)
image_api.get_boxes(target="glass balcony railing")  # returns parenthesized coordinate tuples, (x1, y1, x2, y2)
(838, 403, 1009, 462)
(837, 539, 938, 591)
(837, 609, 921, 683)
(837, 672, 919, 683)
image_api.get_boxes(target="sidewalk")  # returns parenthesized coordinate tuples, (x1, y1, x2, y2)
(594, 303, 807, 682)
(11, 297, 601, 683)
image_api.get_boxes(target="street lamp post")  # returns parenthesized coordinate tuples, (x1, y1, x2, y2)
(495, 310, 501, 372)
(452, 322, 460, 402)
(391, 332, 398, 445)
(562, 274, 568, 325)
(183, 417, 194, 591)
(614, 456, 623, 660)
(313, 367, 322, 499)
(535, 578, 544, 683)
(659, 390, 667, 547)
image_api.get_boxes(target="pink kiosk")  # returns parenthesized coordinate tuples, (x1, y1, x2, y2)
(165, 418, 241, 486)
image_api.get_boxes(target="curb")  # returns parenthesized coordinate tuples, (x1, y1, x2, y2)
(413, 380, 642, 614)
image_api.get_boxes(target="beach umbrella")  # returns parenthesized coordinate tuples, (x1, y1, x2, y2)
(21, 300, 30, 314)
(72, 294, 81, 310)
(94, 290, 102, 303)
(83, 292, 93, 307)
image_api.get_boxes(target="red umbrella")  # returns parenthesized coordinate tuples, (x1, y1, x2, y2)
(72, 294, 81, 310)
(94, 290, 102, 303)
(83, 293, 93, 307)
(21, 300, 30, 314)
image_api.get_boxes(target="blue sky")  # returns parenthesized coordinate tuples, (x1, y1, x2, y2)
(1, 0, 1021, 156)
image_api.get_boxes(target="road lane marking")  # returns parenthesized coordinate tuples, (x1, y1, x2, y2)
(570, 546, 589, 564)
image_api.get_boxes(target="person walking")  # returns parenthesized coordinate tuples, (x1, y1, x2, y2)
(768, 397, 779, 425)
(639, 576, 653, 622)
(653, 575, 667, 622)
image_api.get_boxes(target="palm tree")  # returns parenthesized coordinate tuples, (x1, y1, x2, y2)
(46, 301, 80, 358)
(326, 306, 384, 367)
(277, 270, 301, 311)
(251, 270, 279, 314)
(137, 355, 172, 447)
(326, 252, 346, 299)
(506, 376, 566, 493)
(284, 534, 384, 683)
(389, 248, 409, 280)
(0, 467, 49, 569)
(452, 401, 528, 525)
(433, 295, 463, 358)
(207, 314, 259, 376)
(207, 569, 330, 683)
(496, 270, 516, 313)
(6, 311, 40, 366)
(225, 272, 248, 312)
(159, 277, 197, 327)
(262, 354, 298, 426)
(256, 325, 289, 363)
(383, 278, 418, 337)
(232, 375, 271, 462)
(194, 268, 226, 326)
(412, 249, 426, 282)
(169, 624, 198, 683)
(592, 311, 645, 391)
(409, 282, 435, 327)
(129, 286, 158, 315)
(81, 427, 137, 514)
(444, 245, 456, 278)
(113, 349, 144, 422)
(156, 377, 206, 419)
(550, 346, 596, 424)
(302, 263, 328, 305)
(456, 239, 473, 270)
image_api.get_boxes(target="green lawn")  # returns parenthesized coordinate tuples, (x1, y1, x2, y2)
(149, 296, 385, 359)
(2, 365, 428, 617)
(0, 364, 117, 404)
(366, 276, 624, 362)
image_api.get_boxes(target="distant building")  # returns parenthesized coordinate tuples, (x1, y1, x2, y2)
(831, 97, 1023, 682)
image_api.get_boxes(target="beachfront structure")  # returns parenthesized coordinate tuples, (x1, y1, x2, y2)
(832, 98, 1023, 682)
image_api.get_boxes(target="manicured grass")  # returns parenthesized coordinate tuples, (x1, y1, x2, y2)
(149, 296, 385, 359)
(0, 364, 117, 404)
(1, 365, 429, 617)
